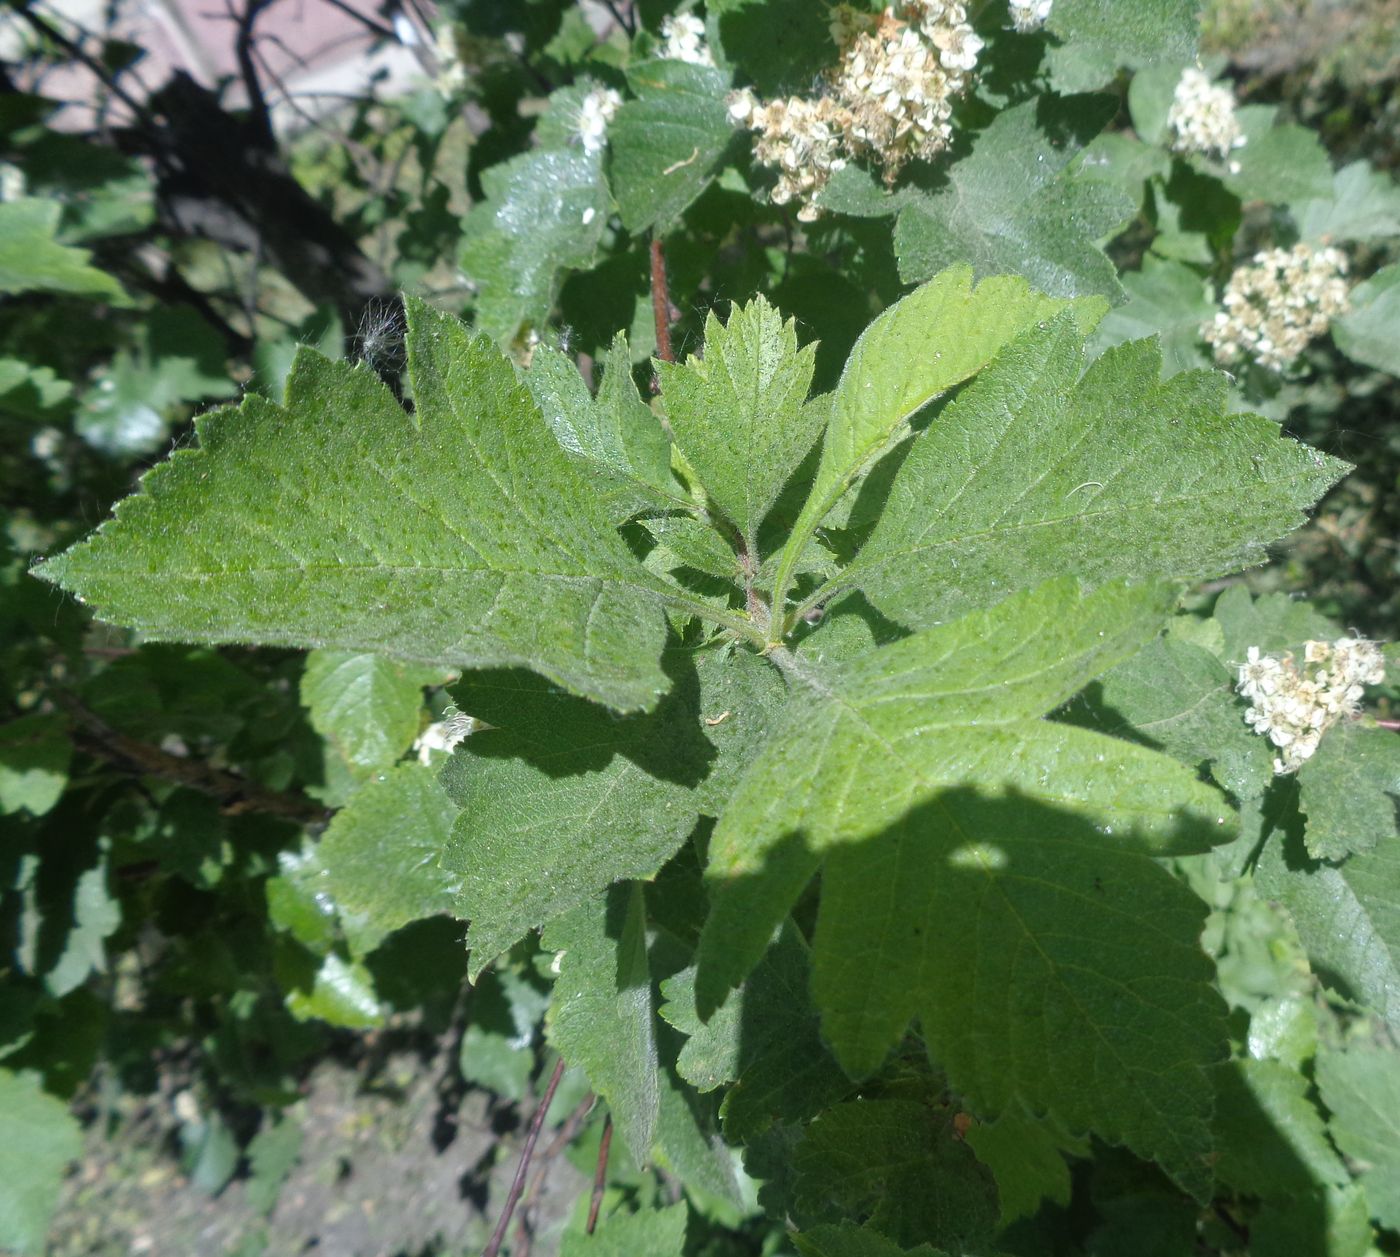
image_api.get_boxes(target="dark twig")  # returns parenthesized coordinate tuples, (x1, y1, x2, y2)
(513, 1094, 596, 1256)
(318, 0, 397, 42)
(600, 0, 636, 35)
(11, 5, 151, 124)
(55, 693, 328, 824)
(483, 1056, 568, 1257)
(231, 0, 277, 146)
(586, 1115, 613, 1235)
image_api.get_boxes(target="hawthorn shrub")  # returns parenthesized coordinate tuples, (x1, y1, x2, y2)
(4, 1, 1400, 1254)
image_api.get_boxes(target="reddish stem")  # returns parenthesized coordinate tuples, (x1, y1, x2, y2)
(483, 1056, 568, 1257)
(586, 1115, 613, 1234)
(650, 235, 675, 369)
(1376, 719, 1400, 731)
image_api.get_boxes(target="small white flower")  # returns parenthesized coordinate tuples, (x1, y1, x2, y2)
(576, 86, 623, 156)
(1203, 243, 1351, 373)
(1167, 67, 1246, 162)
(1237, 637, 1385, 774)
(660, 13, 714, 66)
(1008, 0, 1052, 32)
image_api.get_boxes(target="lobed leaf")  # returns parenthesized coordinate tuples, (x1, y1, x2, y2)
(0, 198, 126, 300)
(34, 297, 673, 713)
(440, 643, 784, 976)
(658, 296, 824, 549)
(300, 650, 449, 778)
(771, 265, 1101, 612)
(837, 315, 1348, 630)
(1317, 1046, 1400, 1230)
(698, 579, 1231, 1013)
(313, 762, 461, 957)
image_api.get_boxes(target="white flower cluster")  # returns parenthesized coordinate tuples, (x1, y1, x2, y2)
(1009, 0, 1053, 33)
(732, 2, 983, 218)
(1237, 637, 1385, 774)
(576, 86, 623, 156)
(660, 13, 714, 66)
(1167, 67, 1246, 167)
(1202, 242, 1351, 373)
(728, 91, 849, 221)
(831, 2, 982, 180)
(413, 711, 476, 764)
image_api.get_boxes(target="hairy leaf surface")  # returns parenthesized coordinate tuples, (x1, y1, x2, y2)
(608, 60, 732, 233)
(771, 266, 1102, 610)
(659, 297, 824, 550)
(838, 316, 1347, 629)
(441, 645, 784, 975)
(699, 579, 1230, 1011)
(893, 97, 1134, 300)
(543, 885, 659, 1166)
(36, 298, 673, 712)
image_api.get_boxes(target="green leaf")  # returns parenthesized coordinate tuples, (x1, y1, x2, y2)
(964, 1109, 1074, 1226)
(0, 1070, 82, 1255)
(0, 713, 70, 817)
(440, 643, 783, 974)
(1090, 631, 1275, 800)
(814, 796, 1227, 1201)
(1088, 254, 1213, 377)
(1212, 585, 1340, 663)
(459, 968, 549, 1101)
(0, 358, 72, 418)
(609, 60, 733, 233)
(659, 297, 824, 549)
(1251, 1183, 1372, 1257)
(44, 856, 121, 999)
(792, 1099, 999, 1251)
(771, 266, 1100, 613)
(543, 884, 659, 1165)
(0, 198, 125, 299)
(710, 0, 835, 97)
(1293, 160, 1400, 245)
(459, 147, 610, 342)
(1297, 723, 1400, 862)
(838, 316, 1348, 631)
(1256, 827, 1400, 1031)
(77, 305, 239, 457)
(1212, 1059, 1347, 1200)
(525, 334, 684, 520)
(1046, 0, 1200, 76)
(893, 97, 1134, 300)
(245, 1117, 302, 1215)
(286, 953, 384, 1029)
(1223, 111, 1335, 205)
(314, 762, 461, 956)
(660, 921, 851, 1140)
(1317, 1046, 1400, 1229)
(699, 579, 1231, 1018)
(561, 1202, 688, 1256)
(35, 296, 673, 714)
(301, 651, 447, 778)
(1333, 262, 1400, 375)
(793, 1223, 949, 1257)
